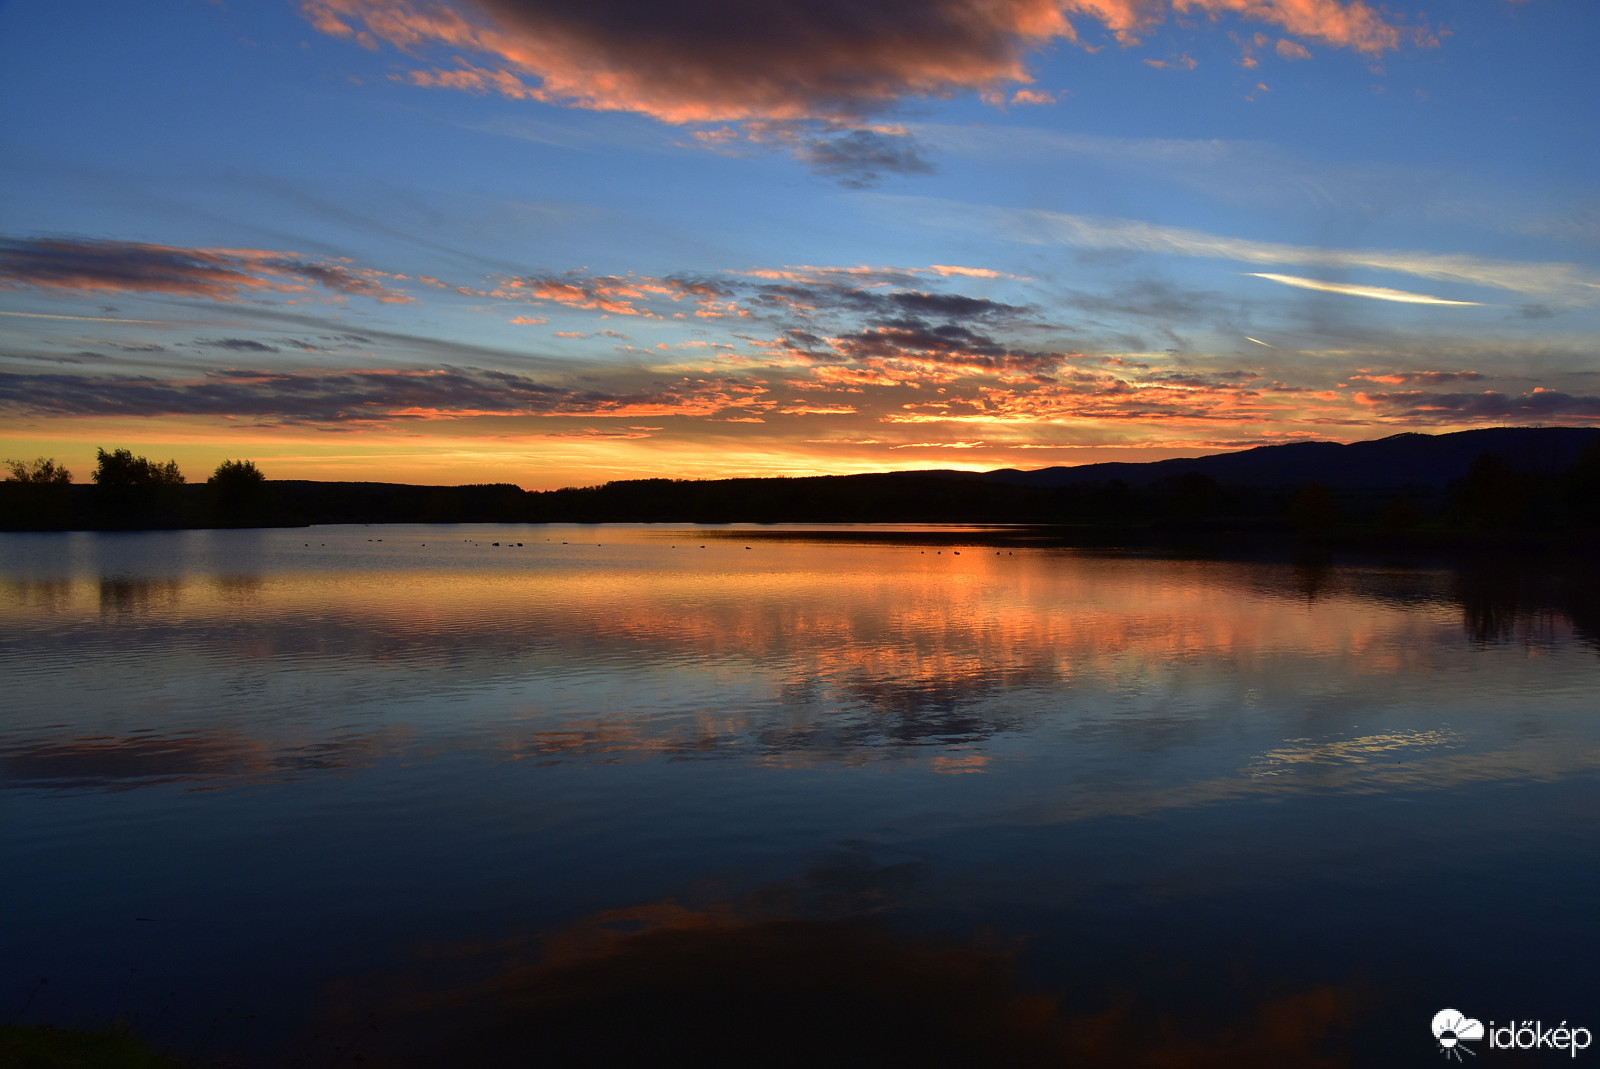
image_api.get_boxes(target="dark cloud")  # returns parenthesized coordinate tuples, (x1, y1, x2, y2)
(1348, 370, 1484, 386)
(306, 0, 1421, 196)
(0, 366, 765, 425)
(784, 329, 826, 350)
(796, 129, 935, 187)
(199, 338, 281, 353)
(1138, 369, 1254, 389)
(0, 236, 414, 304)
(884, 290, 1019, 319)
(1360, 389, 1600, 421)
(1, 237, 272, 300)
(0, 349, 109, 366)
(490, 268, 1027, 332)
(744, 282, 1025, 327)
(306, 0, 1412, 128)
(827, 320, 1066, 375)
(262, 258, 412, 302)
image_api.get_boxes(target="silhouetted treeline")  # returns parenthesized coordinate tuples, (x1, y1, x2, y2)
(4, 432, 1598, 553)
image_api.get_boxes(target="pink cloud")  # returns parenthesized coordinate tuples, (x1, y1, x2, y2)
(1009, 88, 1059, 105)
(1181, 0, 1408, 55)
(1347, 370, 1483, 386)
(929, 264, 1014, 279)
(403, 62, 540, 97)
(479, 273, 732, 318)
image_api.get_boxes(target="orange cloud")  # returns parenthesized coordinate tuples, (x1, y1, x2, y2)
(484, 272, 734, 317)
(302, 0, 1417, 126)
(403, 61, 540, 97)
(1180, 0, 1407, 55)
(777, 404, 860, 415)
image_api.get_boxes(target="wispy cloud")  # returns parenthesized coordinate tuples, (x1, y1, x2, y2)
(0, 310, 163, 324)
(1246, 273, 1481, 306)
(763, 125, 936, 187)
(890, 199, 1600, 301)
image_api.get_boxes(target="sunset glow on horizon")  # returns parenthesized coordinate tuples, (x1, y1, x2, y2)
(2, 1, 1596, 489)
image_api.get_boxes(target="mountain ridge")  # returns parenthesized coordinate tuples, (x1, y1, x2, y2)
(919, 426, 1600, 490)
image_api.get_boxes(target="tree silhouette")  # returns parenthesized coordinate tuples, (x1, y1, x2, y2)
(2, 457, 75, 528)
(5, 457, 72, 484)
(93, 448, 184, 488)
(92, 448, 187, 528)
(207, 459, 270, 527)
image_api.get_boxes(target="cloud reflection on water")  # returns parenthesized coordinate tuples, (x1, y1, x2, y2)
(3, 530, 1597, 803)
(310, 852, 1364, 1069)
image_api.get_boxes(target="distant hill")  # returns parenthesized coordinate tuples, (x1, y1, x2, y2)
(4, 427, 1597, 546)
(963, 427, 1600, 490)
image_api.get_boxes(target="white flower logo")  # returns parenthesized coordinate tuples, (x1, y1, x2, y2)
(1433, 1009, 1485, 1061)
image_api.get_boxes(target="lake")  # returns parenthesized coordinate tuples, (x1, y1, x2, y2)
(2, 524, 1597, 1067)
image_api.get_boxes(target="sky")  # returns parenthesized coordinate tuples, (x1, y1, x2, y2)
(1, 0, 1597, 489)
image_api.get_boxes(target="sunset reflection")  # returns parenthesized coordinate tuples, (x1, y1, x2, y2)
(4, 526, 1597, 1068)
(4, 527, 1596, 804)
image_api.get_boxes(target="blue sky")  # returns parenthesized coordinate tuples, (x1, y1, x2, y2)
(2, 0, 1596, 487)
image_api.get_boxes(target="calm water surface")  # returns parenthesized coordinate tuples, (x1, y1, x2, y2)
(2, 525, 1597, 1066)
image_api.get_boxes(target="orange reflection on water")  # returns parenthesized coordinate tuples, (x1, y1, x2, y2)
(5, 533, 1595, 797)
(0, 547, 1479, 684)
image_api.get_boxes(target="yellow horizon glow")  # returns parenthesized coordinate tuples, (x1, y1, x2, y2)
(2, 418, 1346, 490)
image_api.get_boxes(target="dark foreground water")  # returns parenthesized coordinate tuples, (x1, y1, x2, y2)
(2, 525, 1597, 1067)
